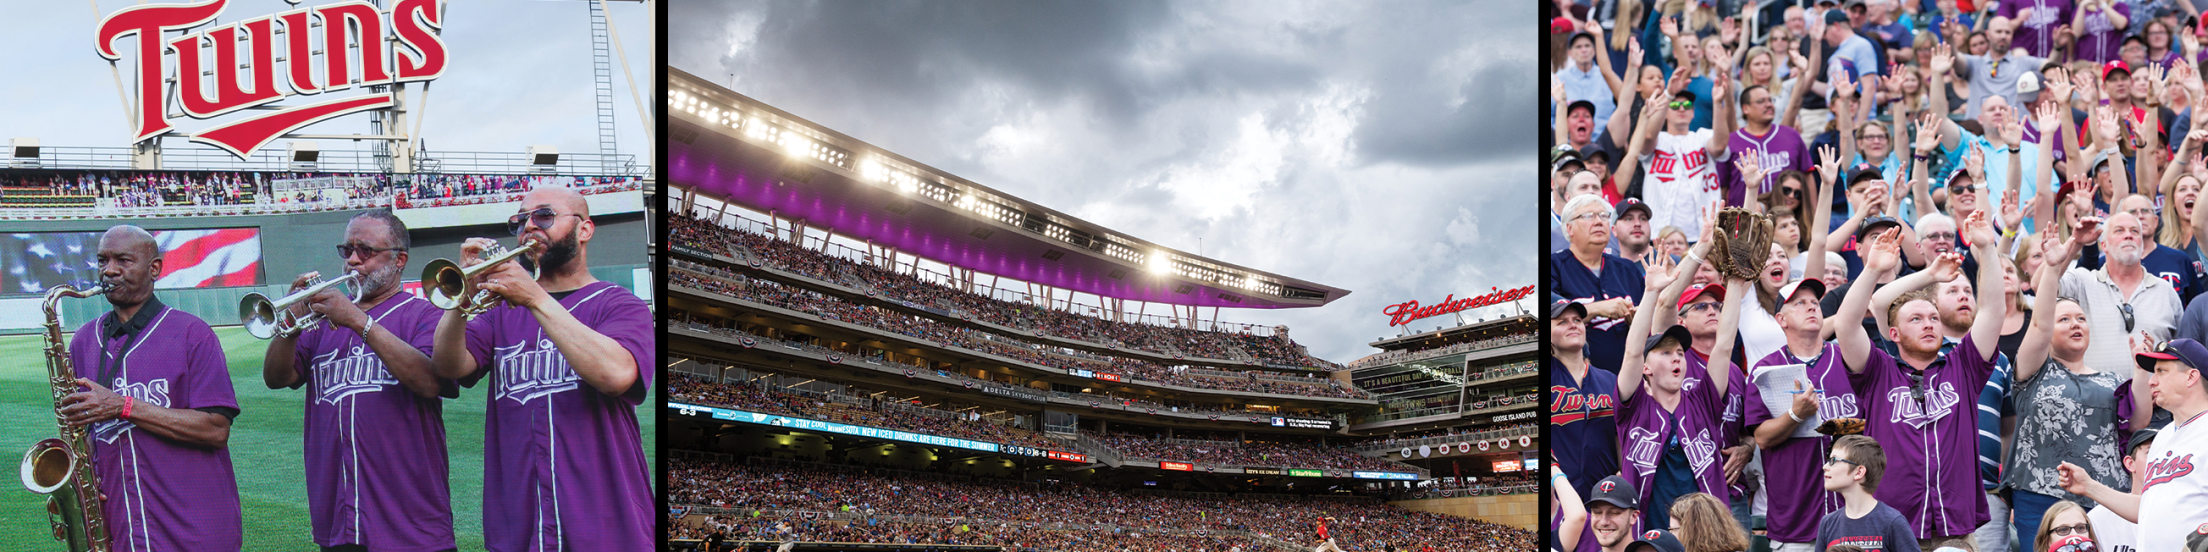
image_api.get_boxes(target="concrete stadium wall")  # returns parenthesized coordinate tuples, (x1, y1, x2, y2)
(1388, 494, 1535, 531)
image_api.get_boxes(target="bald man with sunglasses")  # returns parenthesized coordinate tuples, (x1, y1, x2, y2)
(430, 186, 654, 552)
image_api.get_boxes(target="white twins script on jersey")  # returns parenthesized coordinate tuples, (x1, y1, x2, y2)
(1625, 426, 1719, 474)
(1821, 393, 1861, 419)
(313, 345, 399, 404)
(1884, 381, 1961, 428)
(93, 377, 170, 443)
(494, 338, 579, 405)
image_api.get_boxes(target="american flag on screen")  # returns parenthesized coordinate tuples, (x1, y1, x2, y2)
(152, 228, 261, 288)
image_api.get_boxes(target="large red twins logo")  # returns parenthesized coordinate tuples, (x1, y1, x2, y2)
(1549, 385, 1617, 424)
(1649, 149, 1716, 191)
(95, 0, 449, 158)
(2142, 453, 2198, 493)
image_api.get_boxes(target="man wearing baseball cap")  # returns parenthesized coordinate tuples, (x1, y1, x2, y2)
(1557, 27, 1619, 136)
(1747, 278, 1862, 552)
(1616, 251, 1748, 529)
(2083, 427, 2159, 552)
(1586, 475, 1645, 552)
(2060, 338, 2208, 552)
(1552, 300, 1622, 503)
(1554, 146, 1591, 253)
(1611, 198, 1657, 262)
(1642, 84, 1730, 245)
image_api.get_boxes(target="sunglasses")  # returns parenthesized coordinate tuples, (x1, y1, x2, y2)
(335, 244, 405, 260)
(1683, 302, 1722, 314)
(1907, 370, 1928, 402)
(1669, 100, 1695, 110)
(507, 207, 584, 236)
(2123, 303, 2136, 333)
(1782, 186, 1803, 198)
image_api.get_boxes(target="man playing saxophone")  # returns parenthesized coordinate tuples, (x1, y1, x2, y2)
(56, 225, 244, 552)
(261, 209, 457, 552)
(429, 186, 653, 551)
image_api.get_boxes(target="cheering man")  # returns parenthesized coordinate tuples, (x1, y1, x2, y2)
(431, 186, 654, 551)
(263, 209, 456, 552)
(57, 225, 244, 551)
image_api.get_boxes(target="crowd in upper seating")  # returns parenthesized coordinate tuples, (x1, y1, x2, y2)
(669, 213, 1330, 368)
(670, 374, 1062, 451)
(2, 171, 263, 207)
(1344, 333, 1538, 369)
(1082, 431, 1411, 472)
(668, 459, 1532, 552)
(671, 263, 1365, 400)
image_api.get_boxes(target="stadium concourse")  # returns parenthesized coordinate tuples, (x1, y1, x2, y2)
(665, 68, 1525, 552)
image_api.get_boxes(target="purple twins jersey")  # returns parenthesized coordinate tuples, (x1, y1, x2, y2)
(1619, 360, 1732, 508)
(290, 293, 455, 551)
(1848, 337, 1995, 538)
(1686, 349, 1749, 497)
(1745, 343, 1860, 544)
(461, 280, 654, 552)
(70, 303, 242, 552)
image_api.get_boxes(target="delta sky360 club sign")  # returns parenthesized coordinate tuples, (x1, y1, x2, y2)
(96, 0, 448, 158)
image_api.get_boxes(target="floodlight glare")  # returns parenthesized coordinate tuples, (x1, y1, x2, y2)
(1148, 250, 1172, 274)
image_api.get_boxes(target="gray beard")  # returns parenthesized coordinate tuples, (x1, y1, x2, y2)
(2113, 246, 2144, 267)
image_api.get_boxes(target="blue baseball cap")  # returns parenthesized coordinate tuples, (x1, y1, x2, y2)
(2136, 338, 2208, 375)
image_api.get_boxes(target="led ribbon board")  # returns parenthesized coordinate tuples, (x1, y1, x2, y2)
(668, 402, 1002, 453)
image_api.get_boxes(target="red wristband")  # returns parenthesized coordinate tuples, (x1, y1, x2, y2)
(120, 396, 133, 421)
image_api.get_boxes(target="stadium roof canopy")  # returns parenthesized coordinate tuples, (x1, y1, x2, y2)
(667, 68, 1349, 309)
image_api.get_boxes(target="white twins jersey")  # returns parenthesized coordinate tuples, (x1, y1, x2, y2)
(2088, 506, 2136, 552)
(2139, 411, 2208, 552)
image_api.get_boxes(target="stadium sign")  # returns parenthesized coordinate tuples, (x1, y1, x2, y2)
(1261, 417, 1333, 430)
(1159, 461, 1194, 471)
(96, 0, 451, 158)
(1286, 469, 1324, 478)
(1382, 284, 1537, 327)
(1352, 471, 1420, 480)
(1492, 460, 1523, 473)
(1493, 411, 1538, 423)
(1244, 467, 1283, 475)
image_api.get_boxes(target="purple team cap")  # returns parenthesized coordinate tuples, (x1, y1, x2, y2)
(2136, 338, 2208, 375)
(1627, 530, 1687, 552)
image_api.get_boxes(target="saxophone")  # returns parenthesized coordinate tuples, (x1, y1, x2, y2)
(20, 283, 109, 552)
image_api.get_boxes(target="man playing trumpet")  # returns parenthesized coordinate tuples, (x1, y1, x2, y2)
(429, 186, 653, 551)
(260, 209, 457, 552)
(57, 225, 244, 551)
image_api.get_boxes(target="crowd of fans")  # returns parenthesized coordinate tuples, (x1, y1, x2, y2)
(669, 459, 1530, 552)
(670, 373, 1063, 451)
(671, 262, 1365, 400)
(670, 213, 1330, 368)
(1081, 431, 1415, 473)
(1549, 1, 2208, 551)
(2, 171, 263, 207)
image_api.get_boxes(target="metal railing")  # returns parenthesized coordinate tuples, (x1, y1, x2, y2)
(1347, 333, 1536, 369)
(6, 145, 648, 176)
(1354, 425, 1538, 453)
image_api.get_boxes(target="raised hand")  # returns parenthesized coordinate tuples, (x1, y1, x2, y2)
(2001, 192, 2024, 232)
(2186, 30, 2203, 57)
(1964, 209, 1999, 247)
(1645, 249, 1680, 292)
(1736, 149, 1768, 189)
(2003, 117, 2026, 148)
(1790, 49, 1811, 79)
(1700, 200, 1721, 242)
(2073, 215, 2107, 253)
(2034, 100, 2062, 133)
(2093, 105, 2122, 146)
(1661, 15, 1680, 38)
(1914, 112, 1942, 155)
(1965, 145, 1987, 177)
(2047, 70, 2076, 105)
(1864, 228, 1905, 274)
(1818, 144, 1845, 186)
(1629, 36, 1644, 68)
(2076, 71, 2101, 103)
(1835, 68, 1859, 100)
(1931, 42, 1955, 75)
(1929, 251, 1967, 282)
(1721, 16, 1741, 45)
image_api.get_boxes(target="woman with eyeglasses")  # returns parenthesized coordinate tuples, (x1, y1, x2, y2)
(2003, 222, 2133, 552)
(2031, 500, 2100, 552)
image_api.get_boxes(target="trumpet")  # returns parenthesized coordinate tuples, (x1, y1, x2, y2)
(423, 238, 540, 315)
(240, 272, 359, 339)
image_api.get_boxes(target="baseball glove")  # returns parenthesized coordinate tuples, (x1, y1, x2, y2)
(1712, 208, 1773, 281)
(1816, 417, 1867, 436)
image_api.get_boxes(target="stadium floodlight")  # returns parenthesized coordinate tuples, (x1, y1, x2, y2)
(527, 145, 559, 173)
(1148, 250, 1172, 274)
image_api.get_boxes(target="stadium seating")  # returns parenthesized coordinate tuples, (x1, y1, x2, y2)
(669, 459, 1533, 552)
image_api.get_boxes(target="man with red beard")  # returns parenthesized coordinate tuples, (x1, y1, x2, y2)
(1836, 211, 2006, 548)
(2057, 212, 2183, 378)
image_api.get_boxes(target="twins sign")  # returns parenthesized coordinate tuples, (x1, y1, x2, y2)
(95, 0, 449, 158)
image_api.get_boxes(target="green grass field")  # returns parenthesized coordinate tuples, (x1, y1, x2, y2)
(0, 327, 657, 551)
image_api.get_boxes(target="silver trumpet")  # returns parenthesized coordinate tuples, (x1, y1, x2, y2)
(423, 238, 540, 315)
(239, 272, 359, 339)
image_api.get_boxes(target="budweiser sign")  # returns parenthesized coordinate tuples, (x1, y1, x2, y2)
(96, 0, 449, 158)
(1382, 284, 1535, 327)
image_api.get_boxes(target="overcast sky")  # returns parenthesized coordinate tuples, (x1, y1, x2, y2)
(1, 0, 653, 165)
(673, 0, 1531, 363)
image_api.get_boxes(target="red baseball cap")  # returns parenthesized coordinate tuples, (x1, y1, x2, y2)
(2104, 60, 2132, 81)
(1678, 283, 1726, 310)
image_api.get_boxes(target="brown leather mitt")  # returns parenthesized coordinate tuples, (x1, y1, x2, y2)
(1714, 208, 1774, 281)
(1817, 417, 1867, 436)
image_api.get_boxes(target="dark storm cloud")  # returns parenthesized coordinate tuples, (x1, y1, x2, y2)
(674, 0, 1531, 362)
